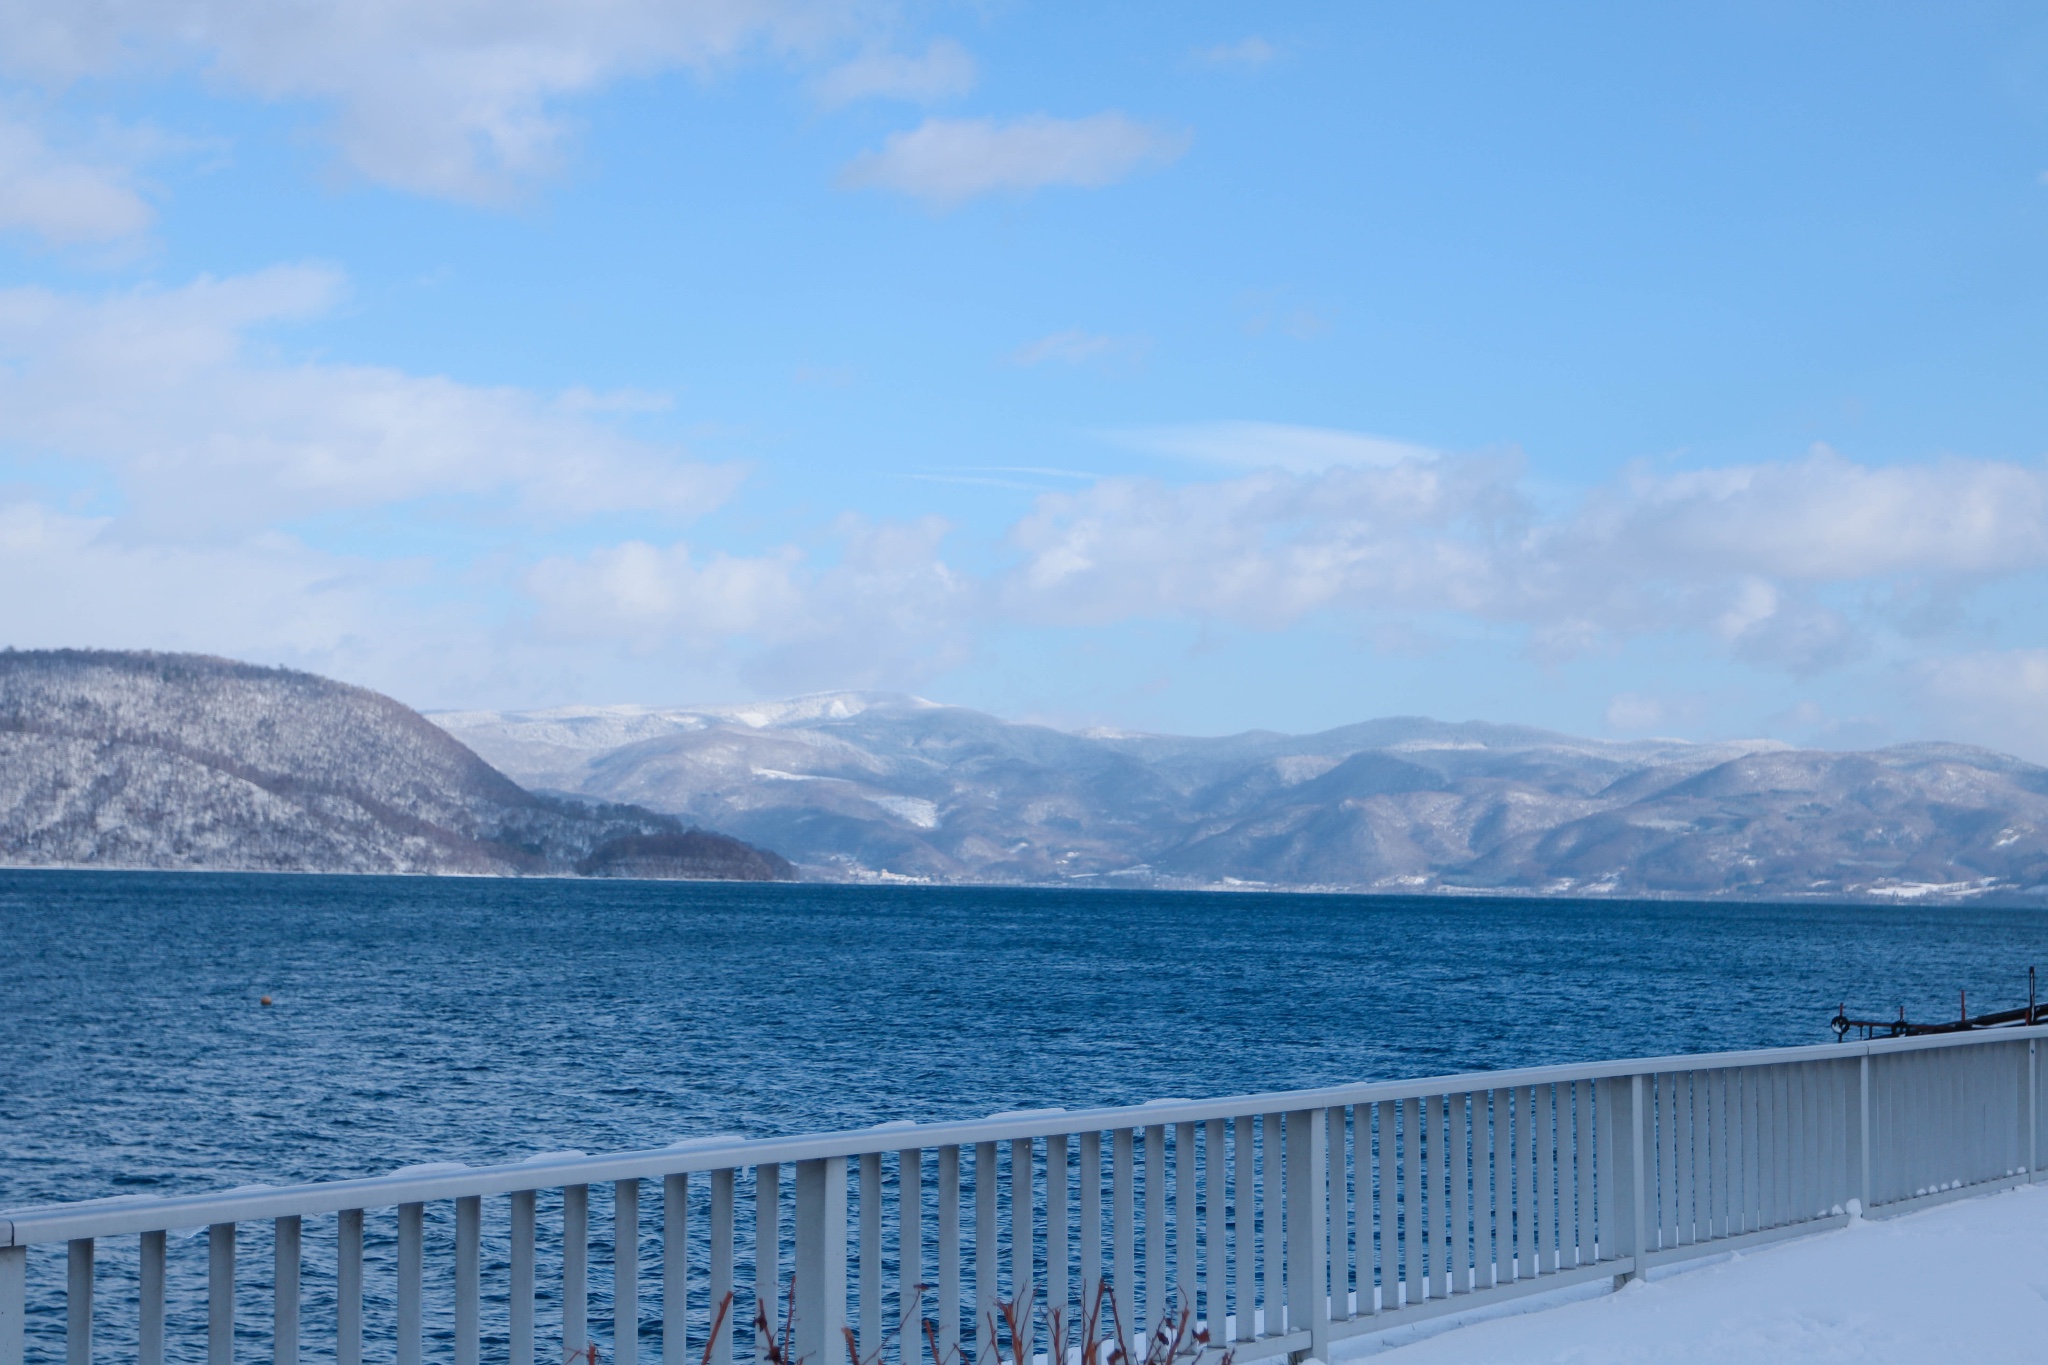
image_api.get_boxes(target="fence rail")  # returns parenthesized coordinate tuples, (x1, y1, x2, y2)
(4, 1028, 2042, 1365)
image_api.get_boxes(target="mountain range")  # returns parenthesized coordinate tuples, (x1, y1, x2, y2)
(436, 694, 2048, 900)
(0, 650, 792, 880)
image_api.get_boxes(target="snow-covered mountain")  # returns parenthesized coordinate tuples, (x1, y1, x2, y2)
(0, 650, 793, 879)
(436, 693, 2048, 899)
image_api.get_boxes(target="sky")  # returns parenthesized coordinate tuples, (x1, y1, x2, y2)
(5, 2, 2048, 755)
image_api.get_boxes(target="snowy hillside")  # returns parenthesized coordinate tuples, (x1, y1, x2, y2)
(0, 650, 793, 879)
(437, 694, 2048, 898)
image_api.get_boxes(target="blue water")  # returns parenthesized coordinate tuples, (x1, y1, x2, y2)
(7, 870, 2047, 1207)
(5, 871, 2047, 1365)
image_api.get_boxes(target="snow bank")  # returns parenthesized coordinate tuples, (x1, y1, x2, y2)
(1339, 1182, 2048, 1364)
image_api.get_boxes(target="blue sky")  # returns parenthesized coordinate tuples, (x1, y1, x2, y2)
(6, 2, 2048, 755)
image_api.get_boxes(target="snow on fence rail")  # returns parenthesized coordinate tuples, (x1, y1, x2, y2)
(3, 1028, 2042, 1365)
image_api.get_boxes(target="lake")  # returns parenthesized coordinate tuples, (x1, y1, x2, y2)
(6, 870, 2045, 1209)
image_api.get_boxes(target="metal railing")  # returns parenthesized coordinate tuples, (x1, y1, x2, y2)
(3, 1027, 2041, 1365)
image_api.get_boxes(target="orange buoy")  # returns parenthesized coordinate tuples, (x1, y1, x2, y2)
(260, 995, 273, 1006)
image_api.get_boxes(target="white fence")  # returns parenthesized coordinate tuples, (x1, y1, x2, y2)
(3, 1027, 2042, 1365)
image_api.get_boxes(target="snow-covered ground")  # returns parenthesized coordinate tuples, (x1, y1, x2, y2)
(1335, 1182, 2048, 1363)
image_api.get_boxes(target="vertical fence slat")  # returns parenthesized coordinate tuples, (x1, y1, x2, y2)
(1199, 1121, 1222, 1333)
(898, 1151, 924, 1365)
(208, 1223, 234, 1365)
(1044, 1135, 1068, 1362)
(0, 1245, 22, 1365)
(1403, 1097, 1423, 1305)
(565, 1186, 590, 1365)
(1142, 1126, 1164, 1333)
(664, 1175, 688, 1365)
(974, 1142, 997, 1362)
(337, 1211, 364, 1365)
(709, 1170, 735, 1365)
(1658, 1076, 1677, 1250)
(1427, 1096, 1449, 1299)
(1677, 1075, 1696, 1247)
(1078, 1133, 1102, 1351)
(510, 1195, 534, 1365)
(1789, 1065, 1809, 1219)
(140, 1231, 166, 1365)
(1368, 1105, 1384, 1309)
(751, 1170, 774, 1359)
(1591, 1081, 1613, 1266)
(1014, 1136, 1038, 1360)
(1449, 1095, 1471, 1294)
(1258, 1114, 1280, 1333)
(1283, 1109, 1328, 1361)
(1629, 1073, 1649, 1281)
(1700, 1071, 1718, 1239)
(617, 1181, 640, 1365)
(1541, 1086, 1560, 1274)
(859, 1154, 882, 1362)
(397, 1203, 423, 1365)
(65, 1239, 90, 1365)
(2030, 1039, 2039, 1181)
(938, 1146, 961, 1365)
(1535, 1084, 1551, 1273)
(1769, 1063, 1786, 1224)
(1111, 1130, 1134, 1347)
(1324, 1108, 1346, 1317)
(1172, 1122, 1195, 1322)
(792, 1159, 847, 1365)
(1571, 1082, 1593, 1266)
(276, 1217, 301, 1365)
(1488, 1091, 1509, 1288)
(1231, 1118, 1253, 1339)
(1740, 1068, 1759, 1232)
(64, 1239, 90, 1365)
(454, 1199, 479, 1365)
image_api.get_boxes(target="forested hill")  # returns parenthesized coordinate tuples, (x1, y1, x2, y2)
(0, 650, 793, 880)
(439, 693, 2048, 900)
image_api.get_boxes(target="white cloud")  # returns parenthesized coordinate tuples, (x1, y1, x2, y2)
(1117, 421, 1439, 472)
(839, 113, 1189, 207)
(1003, 458, 1515, 627)
(0, 113, 152, 244)
(0, 0, 860, 202)
(1196, 37, 1276, 68)
(813, 38, 976, 107)
(1918, 650, 2048, 758)
(997, 446, 2048, 679)
(1604, 691, 1719, 734)
(528, 515, 975, 692)
(1571, 447, 2048, 580)
(0, 267, 744, 536)
(1009, 329, 1148, 369)
(0, 497, 440, 670)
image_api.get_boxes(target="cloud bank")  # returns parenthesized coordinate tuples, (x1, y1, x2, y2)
(0, 0, 860, 201)
(840, 113, 1189, 206)
(0, 266, 742, 536)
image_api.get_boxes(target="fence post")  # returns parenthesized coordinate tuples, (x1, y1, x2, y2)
(793, 1158, 848, 1365)
(1, 1245, 22, 1365)
(1858, 1053, 1872, 1212)
(2030, 1038, 2039, 1181)
(1609, 1075, 1645, 1286)
(1283, 1110, 1328, 1364)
